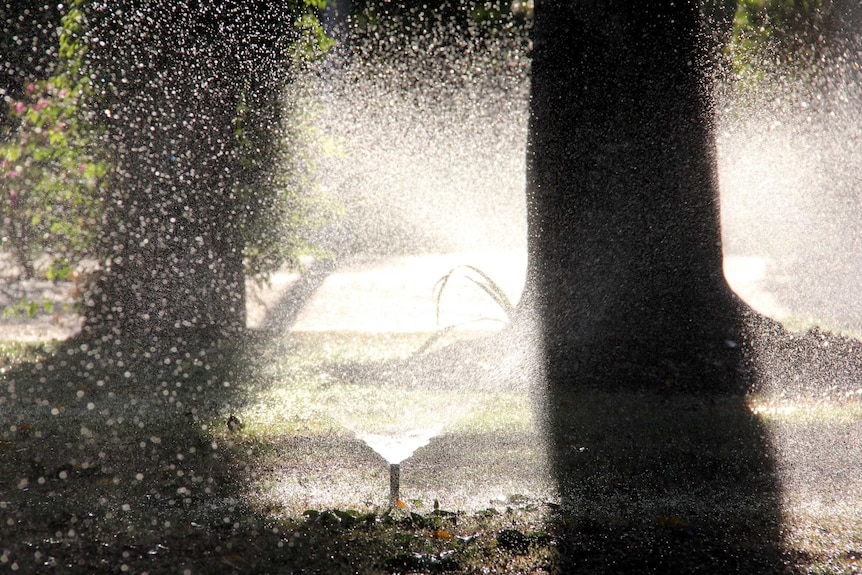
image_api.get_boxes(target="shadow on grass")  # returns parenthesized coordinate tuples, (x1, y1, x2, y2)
(0, 333, 271, 572)
(7, 321, 859, 572)
(542, 388, 790, 574)
(535, 302, 862, 574)
(0, 332, 552, 573)
(514, 270, 808, 574)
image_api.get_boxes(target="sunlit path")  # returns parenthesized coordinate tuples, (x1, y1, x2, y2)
(244, 252, 789, 334)
(0, 251, 821, 340)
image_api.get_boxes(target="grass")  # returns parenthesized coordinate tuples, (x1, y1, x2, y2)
(749, 395, 862, 425)
(2, 331, 862, 573)
(238, 380, 534, 439)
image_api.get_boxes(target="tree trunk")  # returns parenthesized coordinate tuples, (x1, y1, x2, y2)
(523, 0, 745, 391)
(82, 43, 246, 337)
(79, 1, 288, 339)
(524, 7, 787, 572)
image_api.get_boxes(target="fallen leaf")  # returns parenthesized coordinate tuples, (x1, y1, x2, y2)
(227, 415, 243, 433)
(431, 529, 453, 540)
(395, 498, 408, 509)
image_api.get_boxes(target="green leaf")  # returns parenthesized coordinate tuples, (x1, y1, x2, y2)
(2, 146, 21, 162)
(46, 263, 73, 282)
(48, 130, 67, 147)
(25, 300, 39, 318)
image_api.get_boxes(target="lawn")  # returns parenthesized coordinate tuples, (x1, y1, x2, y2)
(1, 331, 862, 573)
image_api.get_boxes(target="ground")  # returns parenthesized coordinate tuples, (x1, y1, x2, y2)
(2, 253, 862, 573)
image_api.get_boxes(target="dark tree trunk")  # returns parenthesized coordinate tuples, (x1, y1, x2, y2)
(523, 0, 745, 391)
(525, 6, 788, 572)
(79, 1, 294, 339)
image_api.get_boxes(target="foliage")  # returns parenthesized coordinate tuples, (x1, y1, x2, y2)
(434, 265, 515, 325)
(413, 265, 516, 355)
(728, 0, 833, 79)
(0, 1, 107, 280)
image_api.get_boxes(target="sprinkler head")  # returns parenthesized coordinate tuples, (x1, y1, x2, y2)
(389, 463, 401, 507)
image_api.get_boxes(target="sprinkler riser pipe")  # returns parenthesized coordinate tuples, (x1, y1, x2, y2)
(389, 463, 400, 506)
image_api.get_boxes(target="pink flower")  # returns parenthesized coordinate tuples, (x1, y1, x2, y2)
(25, 83, 35, 94)
(14, 102, 25, 114)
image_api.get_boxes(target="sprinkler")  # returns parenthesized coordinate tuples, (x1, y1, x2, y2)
(354, 427, 441, 506)
(389, 463, 401, 506)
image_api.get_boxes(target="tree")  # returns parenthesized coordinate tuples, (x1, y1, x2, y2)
(523, 5, 792, 571)
(523, 0, 748, 392)
(1, 1, 332, 332)
(76, 0, 331, 338)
